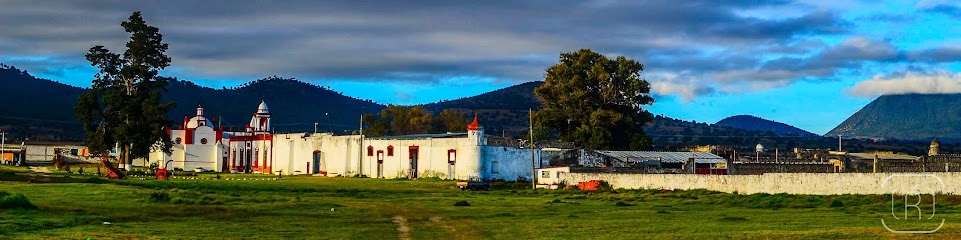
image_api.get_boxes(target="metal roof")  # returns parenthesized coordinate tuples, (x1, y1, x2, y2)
(369, 132, 467, 140)
(594, 150, 726, 164)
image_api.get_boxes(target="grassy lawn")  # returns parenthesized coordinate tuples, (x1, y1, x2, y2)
(0, 168, 958, 239)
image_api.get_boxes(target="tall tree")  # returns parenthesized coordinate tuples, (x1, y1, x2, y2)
(435, 109, 469, 133)
(534, 49, 654, 150)
(75, 12, 174, 171)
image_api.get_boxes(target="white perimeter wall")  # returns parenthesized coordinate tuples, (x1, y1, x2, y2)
(140, 132, 542, 181)
(560, 172, 961, 195)
(144, 144, 223, 171)
(482, 146, 541, 181)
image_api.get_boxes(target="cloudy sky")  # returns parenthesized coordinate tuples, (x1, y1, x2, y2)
(2, 0, 961, 134)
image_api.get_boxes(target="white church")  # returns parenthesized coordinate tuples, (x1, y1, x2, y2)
(143, 102, 540, 180)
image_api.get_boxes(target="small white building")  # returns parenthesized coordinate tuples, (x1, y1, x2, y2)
(144, 104, 541, 180)
(536, 166, 570, 189)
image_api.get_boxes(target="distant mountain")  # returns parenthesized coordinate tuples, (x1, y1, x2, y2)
(827, 94, 961, 141)
(423, 81, 544, 135)
(715, 115, 816, 136)
(0, 64, 85, 141)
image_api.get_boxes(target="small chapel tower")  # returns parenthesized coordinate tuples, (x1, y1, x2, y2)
(249, 100, 272, 133)
(467, 115, 486, 146)
(930, 139, 940, 156)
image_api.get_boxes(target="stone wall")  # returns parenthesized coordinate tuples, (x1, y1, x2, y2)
(730, 162, 834, 175)
(559, 172, 960, 195)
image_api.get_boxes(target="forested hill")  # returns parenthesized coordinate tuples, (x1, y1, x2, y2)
(0, 65, 85, 141)
(827, 94, 961, 141)
(0, 64, 387, 140)
(423, 81, 544, 135)
(163, 77, 385, 132)
(715, 115, 816, 136)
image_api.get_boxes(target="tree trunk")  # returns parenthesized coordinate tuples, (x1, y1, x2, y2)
(123, 144, 132, 171)
(117, 145, 125, 171)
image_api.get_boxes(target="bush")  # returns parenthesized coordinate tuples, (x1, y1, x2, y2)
(454, 200, 471, 206)
(149, 191, 170, 203)
(597, 181, 614, 192)
(0, 192, 37, 209)
(829, 199, 844, 208)
(171, 198, 194, 205)
(719, 216, 748, 222)
(614, 201, 635, 207)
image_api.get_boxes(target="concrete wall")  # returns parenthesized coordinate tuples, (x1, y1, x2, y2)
(26, 145, 80, 161)
(482, 146, 541, 181)
(560, 172, 961, 195)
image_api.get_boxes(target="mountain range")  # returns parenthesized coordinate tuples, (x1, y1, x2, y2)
(827, 93, 961, 141)
(715, 115, 816, 136)
(6, 63, 947, 155)
(0, 64, 824, 143)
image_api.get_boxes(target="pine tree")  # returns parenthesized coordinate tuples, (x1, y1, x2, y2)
(75, 12, 174, 171)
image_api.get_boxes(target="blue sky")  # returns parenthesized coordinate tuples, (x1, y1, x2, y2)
(3, 0, 961, 135)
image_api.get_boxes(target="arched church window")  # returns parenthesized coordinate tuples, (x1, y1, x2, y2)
(367, 146, 374, 156)
(387, 146, 394, 156)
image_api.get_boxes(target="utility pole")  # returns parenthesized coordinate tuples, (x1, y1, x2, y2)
(838, 134, 842, 152)
(529, 108, 536, 190)
(314, 122, 318, 134)
(775, 148, 779, 173)
(326, 112, 332, 133)
(359, 115, 363, 177)
(1, 131, 5, 165)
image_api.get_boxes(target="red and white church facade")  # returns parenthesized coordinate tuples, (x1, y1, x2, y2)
(144, 102, 540, 180)
(148, 101, 277, 173)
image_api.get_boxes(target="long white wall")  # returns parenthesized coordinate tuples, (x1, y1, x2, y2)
(560, 172, 961, 195)
(141, 131, 539, 181)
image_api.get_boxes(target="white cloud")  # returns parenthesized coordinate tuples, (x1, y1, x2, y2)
(647, 72, 714, 102)
(849, 70, 961, 96)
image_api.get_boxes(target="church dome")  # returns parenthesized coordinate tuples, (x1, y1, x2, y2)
(755, 143, 764, 152)
(186, 116, 214, 129)
(186, 105, 213, 129)
(257, 100, 269, 115)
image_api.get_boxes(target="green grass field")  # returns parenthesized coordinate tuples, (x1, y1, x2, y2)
(0, 165, 958, 239)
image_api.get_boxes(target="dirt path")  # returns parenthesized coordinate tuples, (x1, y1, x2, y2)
(29, 166, 52, 174)
(392, 215, 411, 240)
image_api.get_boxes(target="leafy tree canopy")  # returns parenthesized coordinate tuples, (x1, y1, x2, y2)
(362, 106, 469, 137)
(534, 49, 654, 150)
(74, 12, 174, 169)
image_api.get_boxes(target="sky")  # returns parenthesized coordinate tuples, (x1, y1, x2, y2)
(2, 0, 961, 135)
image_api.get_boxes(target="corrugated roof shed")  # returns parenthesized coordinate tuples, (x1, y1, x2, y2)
(594, 151, 726, 164)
